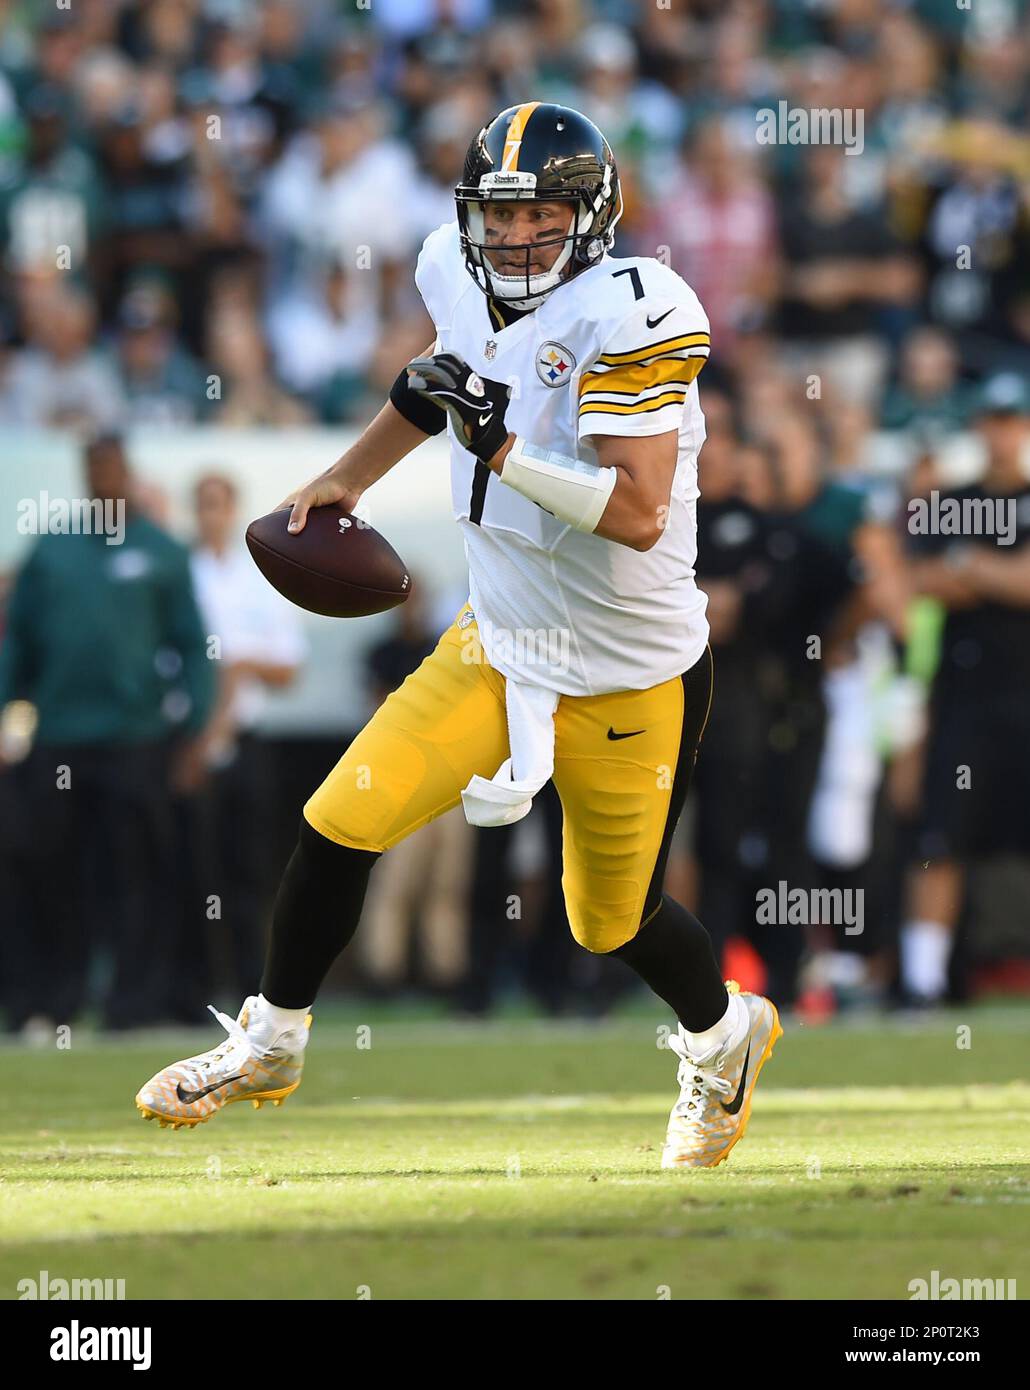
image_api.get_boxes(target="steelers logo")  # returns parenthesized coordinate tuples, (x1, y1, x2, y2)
(535, 342, 576, 387)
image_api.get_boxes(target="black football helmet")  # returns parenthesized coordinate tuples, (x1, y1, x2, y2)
(454, 102, 622, 310)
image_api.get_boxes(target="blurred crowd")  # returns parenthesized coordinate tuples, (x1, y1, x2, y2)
(1, 0, 1030, 1030)
(0, 0, 1028, 428)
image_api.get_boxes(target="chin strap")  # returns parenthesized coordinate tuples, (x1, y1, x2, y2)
(491, 288, 552, 312)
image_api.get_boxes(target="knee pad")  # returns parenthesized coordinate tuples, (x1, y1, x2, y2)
(566, 898, 641, 955)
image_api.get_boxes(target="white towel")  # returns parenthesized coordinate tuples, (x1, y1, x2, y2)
(461, 678, 560, 827)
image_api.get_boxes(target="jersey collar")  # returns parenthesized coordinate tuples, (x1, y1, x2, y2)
(487, 296, 533, 331)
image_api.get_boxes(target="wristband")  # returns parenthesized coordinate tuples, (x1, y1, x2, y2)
(389, 367, 447, 436)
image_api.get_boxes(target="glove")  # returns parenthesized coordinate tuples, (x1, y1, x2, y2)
(406, 352, 511, 463)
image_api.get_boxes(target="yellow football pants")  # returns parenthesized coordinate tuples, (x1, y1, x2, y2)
(305, 608, 713, 953)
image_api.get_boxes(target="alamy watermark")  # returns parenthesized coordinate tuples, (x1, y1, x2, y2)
(909, 1270, 1017, 1300)
(755, 881, 864, 936)
(460, 614, 571, 676)
(50, 1321, 151, 1370)
(756, 101, 864, 156)
(908, 491, 1016, 545)
(17, 493, 125, 546)
(18, 1269, 126, 1300)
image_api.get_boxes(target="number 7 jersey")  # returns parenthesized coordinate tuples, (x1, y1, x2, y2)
(415, 220, 712, 696)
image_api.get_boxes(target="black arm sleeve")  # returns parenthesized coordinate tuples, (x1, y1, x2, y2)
(389, 367, 447, 436)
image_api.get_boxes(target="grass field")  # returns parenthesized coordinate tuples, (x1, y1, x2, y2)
(1, 1003, 1028, 1301)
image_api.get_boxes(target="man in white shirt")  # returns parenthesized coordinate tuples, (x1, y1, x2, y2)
(179, 473, 305, 995)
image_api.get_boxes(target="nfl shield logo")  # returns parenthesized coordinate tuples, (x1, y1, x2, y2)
(536, 341, 576, 387)
(484, 340, 497, 361)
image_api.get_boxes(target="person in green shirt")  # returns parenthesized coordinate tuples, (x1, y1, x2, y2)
(0, 434, 216, 1031)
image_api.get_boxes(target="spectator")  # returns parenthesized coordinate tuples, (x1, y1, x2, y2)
(922, 117, 1030, 363)
(115, 281, 209, 425)
(93, 100, 191, 318)
(881, 325, 972, 443)
(0, 434, 215, 1031)
(567, 22, 682, 202)
(777, 146, 920, 406)
(2, 282, 125, 429)
(179, 18, 298, 196)
(644, 116, 778, 364)
(266, 253, 380, 411)
(0, 82, 102, 276)
(206, 300, 311, 427)
(167, 472, 306, 1004)
(901, 374, 1030, 1003)
(407, 102, 473, 246)
(260, 97, 418, 319)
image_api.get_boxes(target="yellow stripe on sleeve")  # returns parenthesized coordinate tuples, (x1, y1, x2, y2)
(579, 355, 704, 402)
(596, 332, 710, 367)
(579, 390, 689, 418)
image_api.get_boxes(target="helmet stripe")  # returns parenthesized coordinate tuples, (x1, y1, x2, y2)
(501, 101, 541, 173)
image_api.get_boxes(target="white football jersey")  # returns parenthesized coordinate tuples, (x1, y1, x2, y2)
(415, 220, 711, 696)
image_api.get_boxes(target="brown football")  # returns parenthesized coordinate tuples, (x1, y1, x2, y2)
(245, 506, 412, 618)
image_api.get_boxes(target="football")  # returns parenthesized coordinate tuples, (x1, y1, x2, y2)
(245, 505, 412, 617)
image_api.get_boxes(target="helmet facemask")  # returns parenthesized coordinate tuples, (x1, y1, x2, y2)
(456, 168, 622, 311)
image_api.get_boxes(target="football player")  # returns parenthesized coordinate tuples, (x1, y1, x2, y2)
(136, 103, 781, 1168)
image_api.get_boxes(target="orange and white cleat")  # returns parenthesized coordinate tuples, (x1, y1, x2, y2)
(661, 987, 782, 1169)
(134, 996, 311, 1129)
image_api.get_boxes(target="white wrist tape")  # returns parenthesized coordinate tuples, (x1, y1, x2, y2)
(499, 436, 617, 533)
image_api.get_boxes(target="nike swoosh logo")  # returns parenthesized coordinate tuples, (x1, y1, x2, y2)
(478, 412, 493, 426)
(646, 308, 675, 329)
(607, 727, 645, 740)
(720, 1039, 751, 1115)
(176, 1075, 245, 1104)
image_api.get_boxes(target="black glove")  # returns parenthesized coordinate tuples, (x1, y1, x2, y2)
(406, 352, 511, 463)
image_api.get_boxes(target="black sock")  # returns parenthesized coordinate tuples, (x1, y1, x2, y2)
(611, 894, 727, 1031)
(260, 819, 380, 1007)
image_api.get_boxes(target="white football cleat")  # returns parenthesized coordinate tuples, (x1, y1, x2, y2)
(661, 988, 782, 1169)
(135, 996, 311, 1129)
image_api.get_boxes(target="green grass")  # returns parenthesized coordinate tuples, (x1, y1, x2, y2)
(1, 1006, 1028, 1300)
